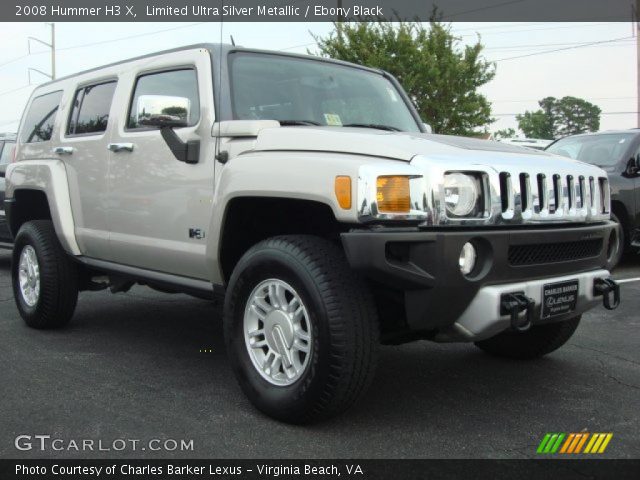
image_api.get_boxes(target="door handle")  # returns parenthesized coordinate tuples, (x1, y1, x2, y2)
(107, 143, 134, 153)
(52, 146, 74, 155)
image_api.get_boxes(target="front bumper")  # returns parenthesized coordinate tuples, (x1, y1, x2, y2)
(341, 222, 618, 341)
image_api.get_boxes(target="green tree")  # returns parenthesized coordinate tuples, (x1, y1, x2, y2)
(494, 127, 516, 139)
(517, 96, 601, 139)
(313, 20, 495, 136)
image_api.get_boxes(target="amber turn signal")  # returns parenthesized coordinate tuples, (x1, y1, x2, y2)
(335, 176, 352, 209)
(376, 176, 410, 213)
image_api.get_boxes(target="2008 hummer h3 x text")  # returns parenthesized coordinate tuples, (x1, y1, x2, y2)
(4, 44, 621, 423)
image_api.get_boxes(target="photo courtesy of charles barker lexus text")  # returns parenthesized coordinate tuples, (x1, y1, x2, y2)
(0, 1, 638, 479)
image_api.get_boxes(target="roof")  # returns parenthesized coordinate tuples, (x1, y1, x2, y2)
(34, 43, 384, 89)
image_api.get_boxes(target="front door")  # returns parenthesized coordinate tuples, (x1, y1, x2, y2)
(106, 49, 216, 280)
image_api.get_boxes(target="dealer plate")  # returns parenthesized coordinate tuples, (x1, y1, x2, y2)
(541, 280, 579, 319)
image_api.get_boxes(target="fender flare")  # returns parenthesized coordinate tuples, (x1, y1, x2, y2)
(6, 159, 81, 255)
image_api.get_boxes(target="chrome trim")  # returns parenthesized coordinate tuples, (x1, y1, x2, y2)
(107, 142, 134, 153)
(401, 155, 611, 226)
(356, 164, 429, 222)
(52, 146, 74, 155)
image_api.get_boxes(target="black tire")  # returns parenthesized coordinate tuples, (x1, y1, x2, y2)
(474, 316, 581, 360)
(223, 235, 379, 424)
(607, 213, 625, 270)
(12, 220, 79, 329)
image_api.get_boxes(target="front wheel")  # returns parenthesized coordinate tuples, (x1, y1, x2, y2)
(223, 235, 379, 424)
(12, 220, 79, 329)
(474, 316, 581, 360)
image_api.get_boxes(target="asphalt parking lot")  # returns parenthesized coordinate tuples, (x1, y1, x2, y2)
(0, 249, 638, 459)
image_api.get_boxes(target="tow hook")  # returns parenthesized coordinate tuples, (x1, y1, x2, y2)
(593, 278, 620, 310)
(500, 292, 535, 332)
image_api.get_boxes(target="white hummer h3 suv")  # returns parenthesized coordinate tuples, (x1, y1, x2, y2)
(5, 44, 621, 423)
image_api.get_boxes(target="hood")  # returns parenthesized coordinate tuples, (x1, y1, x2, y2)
(252, 126, 553, 162)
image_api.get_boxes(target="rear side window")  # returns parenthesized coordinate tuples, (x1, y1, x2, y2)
(67, 81, 117, 135)
(20, 90, 63, 143)
(127, 69, 200, 129)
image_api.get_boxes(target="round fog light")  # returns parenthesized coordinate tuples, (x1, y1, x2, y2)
(459, 242, 477, 276)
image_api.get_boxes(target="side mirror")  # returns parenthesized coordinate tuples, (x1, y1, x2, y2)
(627, 153, 640, 176)
(136, 95, 192, 128)
(136, 95, 199, 164)
(422, 122, 433, 134)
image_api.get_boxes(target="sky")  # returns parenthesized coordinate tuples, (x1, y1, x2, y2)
(0, 21, 636, 135)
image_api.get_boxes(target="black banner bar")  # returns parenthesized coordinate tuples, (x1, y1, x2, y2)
(2, 459, 640, 480)
(4, 0, 639, 22)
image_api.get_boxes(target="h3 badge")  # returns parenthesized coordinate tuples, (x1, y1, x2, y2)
(189, 228, 205, 240)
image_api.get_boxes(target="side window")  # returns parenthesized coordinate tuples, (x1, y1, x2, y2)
(20, 90, 63, 143)
(0, 142, 14, 165)
(127, 69, 200, 129)
(67, 81, 117, 135)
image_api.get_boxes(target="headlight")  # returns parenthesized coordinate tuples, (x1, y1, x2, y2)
(444, 173, 481, 217)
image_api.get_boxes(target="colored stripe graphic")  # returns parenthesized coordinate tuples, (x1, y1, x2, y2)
(585, 433, 613, 454)
(537, 433, 565, 453)
(539, 433, 613, 454)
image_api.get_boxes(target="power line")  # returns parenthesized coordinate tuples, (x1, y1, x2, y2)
(494, 36, 633, 61)
(494, 111, 638, 116)
(442, 0, 528, 20)
(458, 22, 617, 38)
(56, 22, 208, 51)
(484, 38, 635, 51)
(0, 22, 210, 73)
(0, 85, 33, 97)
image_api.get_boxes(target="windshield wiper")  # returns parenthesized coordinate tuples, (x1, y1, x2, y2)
(342, 123, 401, 132)
(278, 120, 321, 126)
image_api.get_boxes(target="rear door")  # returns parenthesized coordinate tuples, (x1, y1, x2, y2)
(105, 49, 215, 279)
(57, 79, 117, 258)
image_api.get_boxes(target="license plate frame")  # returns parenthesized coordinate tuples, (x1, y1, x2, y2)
(541, 280, 579, 319)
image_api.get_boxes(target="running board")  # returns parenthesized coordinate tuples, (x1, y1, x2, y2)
(0, 241, 12, 250)
(74, 256, 223, 299)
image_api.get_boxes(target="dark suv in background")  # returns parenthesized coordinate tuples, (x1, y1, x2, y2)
(546, 130, 640, 267)
(0, 132, 16, 248)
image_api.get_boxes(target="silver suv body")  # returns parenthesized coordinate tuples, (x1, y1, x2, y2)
(4, 44, 620, 422)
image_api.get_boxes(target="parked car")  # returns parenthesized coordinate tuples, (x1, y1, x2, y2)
(0, 132, 16, 248)
(5, 44, 620, 423)
(546, 130, 640, 267)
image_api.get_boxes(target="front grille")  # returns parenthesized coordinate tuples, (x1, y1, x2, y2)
(508, 239, 603, 266)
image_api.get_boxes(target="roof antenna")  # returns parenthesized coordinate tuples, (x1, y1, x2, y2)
(230, 35, 235, 46)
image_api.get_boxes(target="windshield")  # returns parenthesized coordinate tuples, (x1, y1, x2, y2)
(229, 52, 421, 132)
(546, 133, 635, 166)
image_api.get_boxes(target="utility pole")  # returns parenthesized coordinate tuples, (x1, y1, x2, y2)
(337, 0, 343, 43)
(28, 23, 55, 81)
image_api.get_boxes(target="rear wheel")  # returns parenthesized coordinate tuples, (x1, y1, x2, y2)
(474, 316, 581, 360)
(12, 220, 78, 329)
(224, 235, 379, 423)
